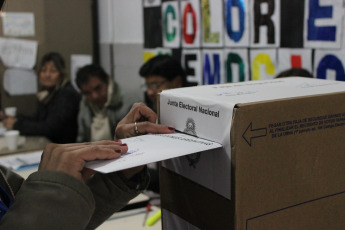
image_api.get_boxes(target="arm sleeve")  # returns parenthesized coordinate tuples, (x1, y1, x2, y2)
(0, 171, 95, 230)
(13, 88, 80, 142)
(85, 166, 150, 230)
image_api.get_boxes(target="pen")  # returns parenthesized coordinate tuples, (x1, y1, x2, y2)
(142, 203, 151, 226)
(146, 209, 161, 226)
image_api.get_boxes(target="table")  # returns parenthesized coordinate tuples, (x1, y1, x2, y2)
(0, 135, 50, 155)
(96, 205, 162, 230)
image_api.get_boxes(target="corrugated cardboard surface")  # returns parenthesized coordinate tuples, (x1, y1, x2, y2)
(160, 90, 345, 229)
(232, 92, 345, 229)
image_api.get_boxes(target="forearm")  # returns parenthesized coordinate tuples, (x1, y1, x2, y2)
(0, 171, 95, 230)
(85, 166, 150, 230)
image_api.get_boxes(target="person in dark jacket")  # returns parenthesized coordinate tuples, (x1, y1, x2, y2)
(3, 52, 81, 143)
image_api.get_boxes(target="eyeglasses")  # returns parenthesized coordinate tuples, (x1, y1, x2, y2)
(141, 81, 167, 91)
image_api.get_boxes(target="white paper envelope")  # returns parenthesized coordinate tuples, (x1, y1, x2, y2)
(85, 133, 222, 173)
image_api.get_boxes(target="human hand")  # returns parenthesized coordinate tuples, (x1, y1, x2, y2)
(115, 102, 174, 179)
(38, 140, 128, 181)
(115, 102, 174, 139)
(3, 116, 16, 129)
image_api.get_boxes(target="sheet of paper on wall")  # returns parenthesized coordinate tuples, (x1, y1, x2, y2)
(70, 54, 92, 92)
(86, 133, 222, 173)
(3, 68, 38, 95)
(1, 12, 35, 37)
(0, 37, 37, 69)
(143, 0, 161, 7)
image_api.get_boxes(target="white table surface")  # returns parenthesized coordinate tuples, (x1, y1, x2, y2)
(96, 205, 162, 230)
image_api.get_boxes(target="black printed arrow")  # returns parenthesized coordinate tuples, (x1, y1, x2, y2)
(242, 122, 267, 146)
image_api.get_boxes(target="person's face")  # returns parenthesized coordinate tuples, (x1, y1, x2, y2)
(39, 61, 61, 89)
(144, 75, 182, 109)
(79, 76, 108, 109)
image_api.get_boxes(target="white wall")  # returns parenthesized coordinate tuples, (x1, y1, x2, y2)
(98, 0, 144, 44)
(98, 0, 145, 103)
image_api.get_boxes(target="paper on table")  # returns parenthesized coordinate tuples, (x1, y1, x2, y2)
(86, 133, 222, 173)
(0, 151, 42, 170)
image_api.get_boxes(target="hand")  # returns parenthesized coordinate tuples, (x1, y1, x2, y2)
(3, 116, 16, 129)
(38, 140, 128, 181)
(115, 102, 175, 179)
(115, 102, 174, 139)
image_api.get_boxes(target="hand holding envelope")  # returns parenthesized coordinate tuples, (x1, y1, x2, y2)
(114, 102, 175, 179)
(87, 103, 222, 174)
(115, 102, 175, 139)
(39, 140, 128, 181)
(38, 103, 176, 182)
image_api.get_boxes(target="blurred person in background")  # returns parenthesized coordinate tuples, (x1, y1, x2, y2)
(138, 54, 196, 195)
(275, 68, 313, 78)
(76, 64, 138, 142)
(3, 52, 81, 143)
(139, 54, 196, 112)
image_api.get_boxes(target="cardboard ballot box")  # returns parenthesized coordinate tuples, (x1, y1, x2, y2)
(158, 77, 345, 230)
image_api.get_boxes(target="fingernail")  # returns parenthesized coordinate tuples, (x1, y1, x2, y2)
(115, 149, 121, 153)
(168, 126, 175, 131)
(120, 143, 127, 146)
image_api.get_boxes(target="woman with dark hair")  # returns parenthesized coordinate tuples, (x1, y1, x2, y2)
(3, 52, 81, 143)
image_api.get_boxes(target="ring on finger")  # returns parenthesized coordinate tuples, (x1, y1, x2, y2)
(134, 122, 139, 135)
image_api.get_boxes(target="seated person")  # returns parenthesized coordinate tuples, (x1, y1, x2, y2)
(76, 64, 138, 142)
(275, 68, 313, 78)
(3, 52, 81, 143)
(139, 54, 196, 112)
(139, 55, 196, 194)
(0, 103, 175, 229)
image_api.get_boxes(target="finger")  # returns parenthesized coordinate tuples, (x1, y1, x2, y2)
(136, 122, 175, 135)
(59, 143, 126, 154)
(136, 107, 157, 123)
(39, 143, 59, 170)
(71, 145, 126, 162)
(115, 124, 133, 139)
(40, 142, 127, 168)
(49, 140, 123, 152)
(131, 102, 157, 123)
(67, 140, 121, 147)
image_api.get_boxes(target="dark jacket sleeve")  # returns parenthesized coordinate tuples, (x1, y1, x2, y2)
(85, 167, 150, 230)
(0, 167, 149, 230)
(0, 170, 95, 230)
(14, 84, 81, 143)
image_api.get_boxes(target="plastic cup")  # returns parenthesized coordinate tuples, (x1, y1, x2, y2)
(5, 107, 17, 117)
(5, 130, 20, 150)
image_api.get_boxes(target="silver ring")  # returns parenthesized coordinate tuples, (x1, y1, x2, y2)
(134, 122, 139, 135)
